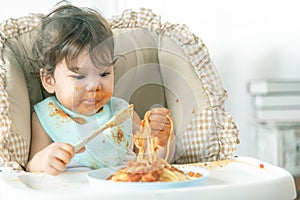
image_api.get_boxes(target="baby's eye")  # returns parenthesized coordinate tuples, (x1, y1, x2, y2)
(71, 75, 85, 80)
(100, 72, 111, 77)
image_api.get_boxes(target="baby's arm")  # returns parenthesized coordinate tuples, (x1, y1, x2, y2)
(26, 112, 76, 175)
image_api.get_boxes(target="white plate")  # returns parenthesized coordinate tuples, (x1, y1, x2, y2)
(87, 165, 209, 191)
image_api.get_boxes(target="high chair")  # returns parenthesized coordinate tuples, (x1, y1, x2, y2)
(0, 7, 239, 170)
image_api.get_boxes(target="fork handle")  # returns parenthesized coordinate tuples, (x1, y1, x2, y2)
(73, 124, 109, 152)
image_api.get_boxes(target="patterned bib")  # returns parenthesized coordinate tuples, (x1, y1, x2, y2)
(34, 96, 133, 168)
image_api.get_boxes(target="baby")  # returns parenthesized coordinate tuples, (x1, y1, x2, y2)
(26, 3, 175, 175)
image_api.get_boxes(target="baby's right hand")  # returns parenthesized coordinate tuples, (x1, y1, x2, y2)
(29, 142, 75, 175)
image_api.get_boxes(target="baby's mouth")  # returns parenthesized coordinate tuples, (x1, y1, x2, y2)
(81, 98, 102, 105)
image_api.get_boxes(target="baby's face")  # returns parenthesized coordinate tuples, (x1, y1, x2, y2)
(51, 50, 114, 115)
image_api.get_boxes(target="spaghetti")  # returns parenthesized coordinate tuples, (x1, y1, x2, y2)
(134, 111, 174, 162)
(107, 110, 202, 182)
(106, 157, 202, 182)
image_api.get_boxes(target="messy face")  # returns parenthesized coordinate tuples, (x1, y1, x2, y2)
(43, 49, 114, 115)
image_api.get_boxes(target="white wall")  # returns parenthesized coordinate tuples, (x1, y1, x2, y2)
(0, 0, 120, 20)
(1, 0, 300, 157)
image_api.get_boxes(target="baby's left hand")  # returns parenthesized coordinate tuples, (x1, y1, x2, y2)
(147, 108, 173, 147)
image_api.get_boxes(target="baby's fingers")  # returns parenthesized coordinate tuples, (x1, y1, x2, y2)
(150, 107, 170, 115)
(55, 147, 74, 165)
(149, 121, 170, 135)
(50, 159, 67, 174)
(148, 112, 170, 133)
(47, 143, 75, 175)
(59, 143, 76, 157)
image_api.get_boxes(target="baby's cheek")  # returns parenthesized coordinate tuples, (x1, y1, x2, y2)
(65, 98, 76, 110)
(103, 90, 113, 99)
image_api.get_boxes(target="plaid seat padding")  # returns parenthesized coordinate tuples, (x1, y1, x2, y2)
(0, 14, 41, 170)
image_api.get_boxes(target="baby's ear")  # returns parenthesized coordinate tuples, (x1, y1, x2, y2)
(40, 68, 55, 94)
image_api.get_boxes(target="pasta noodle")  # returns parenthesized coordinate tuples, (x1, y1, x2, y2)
(106, 157, 202, 182)
(107, 110, 202, 182)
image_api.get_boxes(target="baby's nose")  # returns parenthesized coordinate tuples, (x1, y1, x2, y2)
(86, 77, 102, 91)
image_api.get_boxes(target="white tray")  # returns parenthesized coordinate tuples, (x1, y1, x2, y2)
(0, 156, 297, 200)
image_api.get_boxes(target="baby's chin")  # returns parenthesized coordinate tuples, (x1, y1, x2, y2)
(72, 104, 103, 116)
(76, 108, 103, 116)
(74, 101, 106, 115)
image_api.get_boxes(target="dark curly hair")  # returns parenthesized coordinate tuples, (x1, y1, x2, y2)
(32, 2, 114, 76)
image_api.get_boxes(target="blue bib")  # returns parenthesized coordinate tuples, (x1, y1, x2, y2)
(34, 96, 133, 169)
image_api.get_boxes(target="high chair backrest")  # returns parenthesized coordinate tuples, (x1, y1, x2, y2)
(0, 8, 239, 170)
